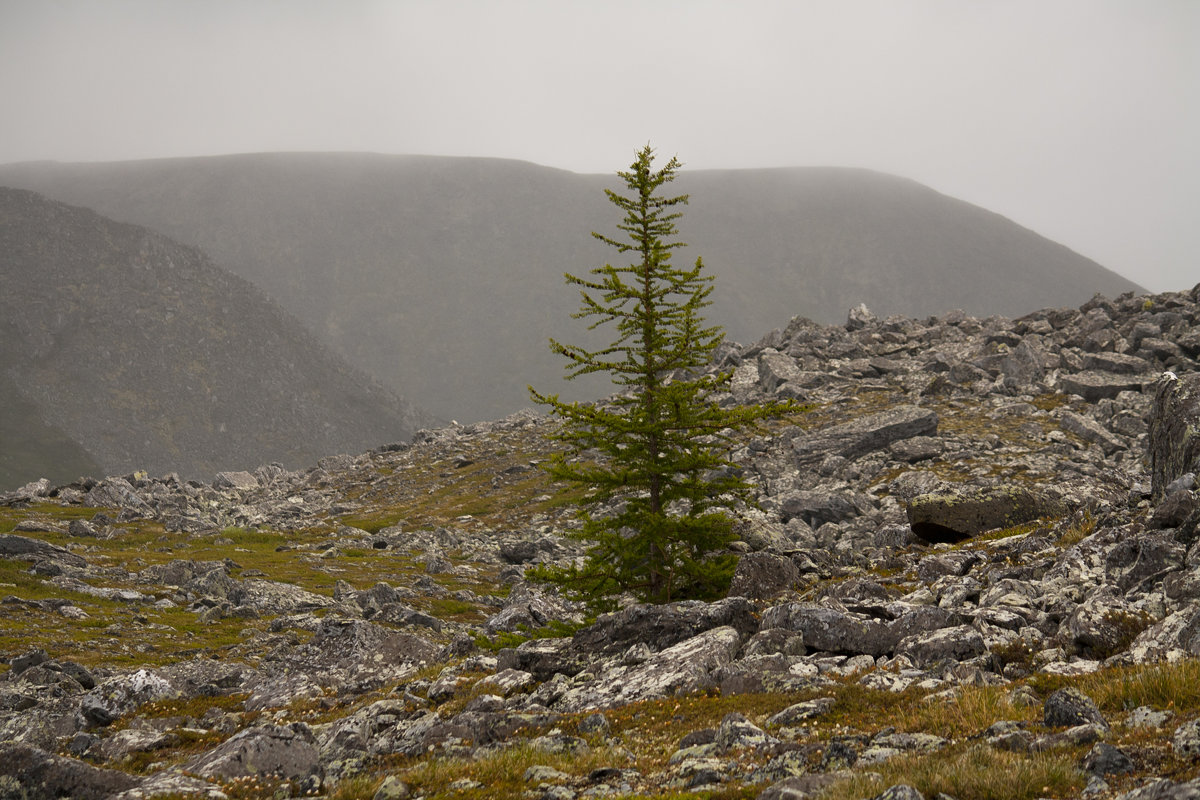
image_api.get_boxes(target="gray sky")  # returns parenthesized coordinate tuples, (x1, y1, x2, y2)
(1, 0, 1196, 293)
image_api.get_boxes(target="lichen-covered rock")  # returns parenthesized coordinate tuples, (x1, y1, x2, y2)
(1106, 533, 1186, 593)
(791, 405, 938, 466)
(1058, 370, 1152, 402)
(1059, 409, 1126, 454)
(1044, 687, 1108, 729)
(767, 696, 835, 728)
(778, 490, 863, 527)
(80, 669, 177, 727)
(905, 486, 1067, 543)
(760, 602, 896, 658)
(1083, 742, 1135, 776)
(713, 712, 779, 753)
(1127, 601, 1200, 662)
(1114, 778, 1200, 800)
(727, 552, 800, 599)
(569, 596, 758, 657)
(894, 624, 986, 667)
(1150, 372, 1200, 500)
(1173, 718, 1200, 758)
(1065, 587, 1151, 657)
(185, 723, 322, 782)
(484, 584, 572, 634)
(870, 784, 926, 800)
(0, 534, 87, 568)
(757, 774, 841, 800)
(554, 626, 742, 712)
(113, 771, 230, 799)
(0, 742, 139, 799)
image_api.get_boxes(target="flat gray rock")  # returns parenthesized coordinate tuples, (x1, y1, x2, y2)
(791, 404, 938, 466)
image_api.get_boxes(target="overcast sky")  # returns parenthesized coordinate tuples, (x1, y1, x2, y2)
(1, 0, 1196, 293)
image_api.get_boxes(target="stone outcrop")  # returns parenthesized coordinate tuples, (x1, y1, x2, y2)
(1150, 371, 1200, 500)
(904, 486, 1068, 543)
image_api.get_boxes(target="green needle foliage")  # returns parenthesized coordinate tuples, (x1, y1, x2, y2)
(530, 144, 794, 610)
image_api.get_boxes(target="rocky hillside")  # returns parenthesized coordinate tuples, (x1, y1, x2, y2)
(1, 283, 1198, 800)
(0, 187, 434, 489)
(0, 153, 1142, 423)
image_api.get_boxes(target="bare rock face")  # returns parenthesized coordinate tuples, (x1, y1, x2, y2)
(1150, 372, 1200, 500)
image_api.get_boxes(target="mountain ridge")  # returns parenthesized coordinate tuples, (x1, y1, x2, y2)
(0, 186, 435, 489)
(0, 152, 1143, 423)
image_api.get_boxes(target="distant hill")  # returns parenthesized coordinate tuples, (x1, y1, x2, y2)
(0, 187, 433, 489)
(0, 153, 1143, 423)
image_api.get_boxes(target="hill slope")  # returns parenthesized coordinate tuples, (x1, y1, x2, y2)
(0, 153, 1143, 422)
(0, 187, 434, 489)
(0, 284, 1197, 799)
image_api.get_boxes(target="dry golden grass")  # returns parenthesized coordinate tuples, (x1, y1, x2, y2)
(819, 745, 1084, 800)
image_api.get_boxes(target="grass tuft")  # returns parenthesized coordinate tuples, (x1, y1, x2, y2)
(822, 745, 1084, 800)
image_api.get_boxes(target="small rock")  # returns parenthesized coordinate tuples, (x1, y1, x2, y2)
(1173, 718, 1200, 758)
(767, 697, 834, 727)
(1127, 706, 1172, 728)
(1083, 742, 1134, 776)
(714, 712, 778, 753)
(1044, 688, 1108, 729)
(872, 785, 926, 800)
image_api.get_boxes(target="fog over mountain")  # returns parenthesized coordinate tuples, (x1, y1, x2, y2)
(0, 186, 433, 489)
(0, 154, 1142, 424)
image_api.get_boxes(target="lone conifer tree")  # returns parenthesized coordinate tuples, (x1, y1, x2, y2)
(530, 145, 789, 609)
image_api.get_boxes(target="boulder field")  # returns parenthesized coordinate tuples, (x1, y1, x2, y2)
(2, 283, 1199, 799)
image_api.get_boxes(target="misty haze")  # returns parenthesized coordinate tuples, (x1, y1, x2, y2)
(1, 4, 1199, 798)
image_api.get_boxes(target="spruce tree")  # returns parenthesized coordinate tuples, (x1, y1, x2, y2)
(530, 144, 789, 609)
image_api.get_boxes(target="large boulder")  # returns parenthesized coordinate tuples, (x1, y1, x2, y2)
(727, 553, 800, 600)
(0, 742, 138, 799)
(1044, 687, 1108, 729)
(1058, 371, 1153, 402)
(1149, 372, 1200, 500)
(80, 670, 177, 727)
(569, 597, 758, 656)
(554, 626, 743, 712)
(778, 490, 863, 527)
(0, 534, 87, 568)
(904, 485, 1067, 543)
(760, 602, 896, 658)
(895, 625, 986, 668)
(791, 405, 938, 466)
(185, 723, 322, 783)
